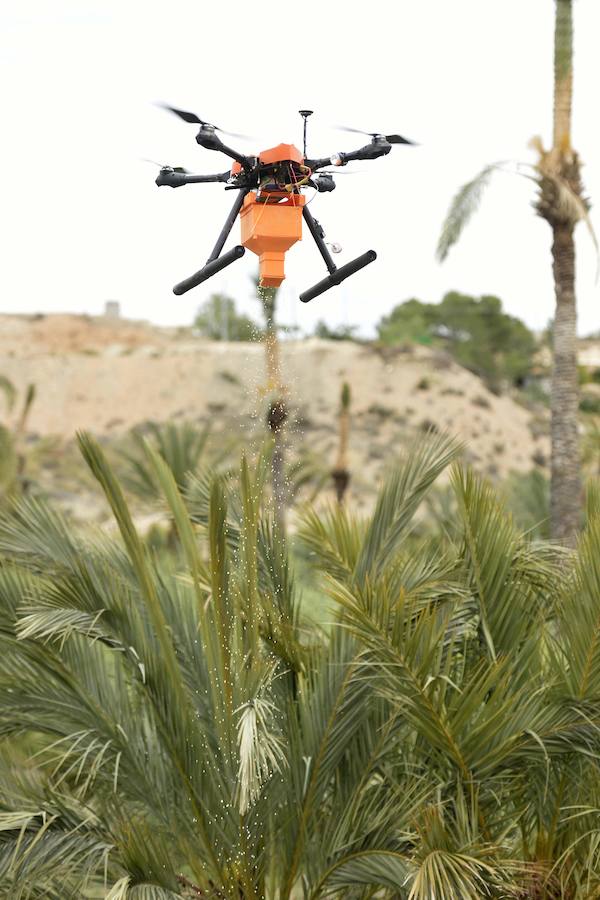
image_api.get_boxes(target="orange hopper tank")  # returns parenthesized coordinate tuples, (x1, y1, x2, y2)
(240, 191, 306, 288)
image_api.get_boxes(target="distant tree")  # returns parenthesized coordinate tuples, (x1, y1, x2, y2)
(378, 292, 536, 392)
(194, 293, 259, 341)
(313, 320, 358, 341)
(377, 298, 434, 346)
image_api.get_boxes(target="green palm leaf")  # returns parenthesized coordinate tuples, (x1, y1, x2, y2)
(436, 164, 499, 262)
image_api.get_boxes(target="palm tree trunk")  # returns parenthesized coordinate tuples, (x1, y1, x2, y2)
(548, 0, 581, 545)
(553, 0, 573, 149)
(550, 223, 580, 543)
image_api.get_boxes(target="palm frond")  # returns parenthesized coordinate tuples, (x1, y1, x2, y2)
(436, 164, 499, 262)
(314, 850, 410, 896)
(354, 431, 463, 582)
(0, 375, 17, 414)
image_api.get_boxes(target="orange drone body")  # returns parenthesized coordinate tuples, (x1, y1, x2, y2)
(233, 143, 306, 288)
(230, 143, 304, 174)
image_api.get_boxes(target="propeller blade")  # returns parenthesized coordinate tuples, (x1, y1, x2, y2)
(336, 125, 416, 145)
(386, 134, 416, 145)
(218, 128, 255, 141)
(159, 103, 205, 125)
(336, 125, 372, 136)
(157, 103, 254, 141)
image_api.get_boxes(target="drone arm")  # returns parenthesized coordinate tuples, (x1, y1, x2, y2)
(304, 156, 334, 172)
(186, 171, 230, 184)
(214, 141, 254, 170)
(155, 170, 231, 188)
(195, 130, 254, 171)
(336, 143, 391, 164)
(306, 142, 391, 172)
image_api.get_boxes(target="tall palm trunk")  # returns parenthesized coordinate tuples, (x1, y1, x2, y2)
(539, 0, 584, 545)
(550, 223, 579, 543)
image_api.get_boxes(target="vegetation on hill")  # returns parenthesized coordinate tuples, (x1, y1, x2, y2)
(194, 293, 260, 342)
(377, 292, 537, 392)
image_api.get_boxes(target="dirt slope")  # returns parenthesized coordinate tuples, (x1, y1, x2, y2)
(0, 314, 548, 498)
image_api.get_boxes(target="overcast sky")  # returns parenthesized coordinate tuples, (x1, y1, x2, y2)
(2, 0, 599, 336)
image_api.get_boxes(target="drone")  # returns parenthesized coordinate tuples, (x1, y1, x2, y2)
(154, 106, 414, 302)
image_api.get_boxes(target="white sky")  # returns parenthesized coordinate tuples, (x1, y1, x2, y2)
(1, 0, 599, 336)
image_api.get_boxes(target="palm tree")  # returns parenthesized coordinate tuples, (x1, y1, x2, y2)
(3, 432, 600, 895)
(437, 0, 590, 546)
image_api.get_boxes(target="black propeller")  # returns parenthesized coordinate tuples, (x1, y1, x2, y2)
(157, 103, 251, 140)
(337, 125, 415, 145)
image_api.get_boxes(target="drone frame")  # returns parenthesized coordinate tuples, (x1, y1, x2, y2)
(156, 115, 407, 301)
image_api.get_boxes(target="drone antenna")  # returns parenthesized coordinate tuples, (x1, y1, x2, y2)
(299, 110, 313, 158)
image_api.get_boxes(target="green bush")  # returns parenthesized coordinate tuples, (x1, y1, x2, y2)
(580, 393, 600, 415)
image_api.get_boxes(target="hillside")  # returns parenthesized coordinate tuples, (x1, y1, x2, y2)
(0, 314, 549, 513)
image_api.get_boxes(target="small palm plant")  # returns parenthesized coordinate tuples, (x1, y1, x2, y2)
(0, 376, 36, 500)
(331, 382, 351, 503)
(2, 432, 600, 897)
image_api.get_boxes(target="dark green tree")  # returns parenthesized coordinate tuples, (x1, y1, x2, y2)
(377, 298, 434, 346)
